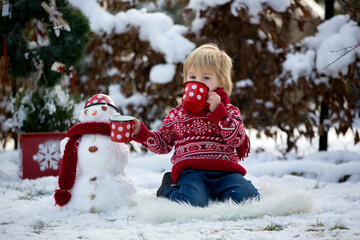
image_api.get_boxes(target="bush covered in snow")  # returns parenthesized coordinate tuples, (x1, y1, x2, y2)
(1, 0, 359, 153)
(67, 0, 360, 153)
(7, 85, 76, 133)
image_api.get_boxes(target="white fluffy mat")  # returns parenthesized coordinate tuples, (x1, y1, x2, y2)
(133, 181, 314, 222)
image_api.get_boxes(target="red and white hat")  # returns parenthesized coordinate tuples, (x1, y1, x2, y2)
(84, 94, 118, 112)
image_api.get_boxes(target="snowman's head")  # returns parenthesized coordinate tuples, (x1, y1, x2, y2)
(79, 94, 119, 123)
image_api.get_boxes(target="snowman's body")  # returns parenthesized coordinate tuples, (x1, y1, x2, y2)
(59, 95, 136, 212)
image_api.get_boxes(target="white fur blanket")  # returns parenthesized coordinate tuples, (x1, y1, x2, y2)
(133, 181, 314, 222)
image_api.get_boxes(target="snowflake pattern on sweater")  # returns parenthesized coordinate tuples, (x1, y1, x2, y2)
(134, 89, 249, 182)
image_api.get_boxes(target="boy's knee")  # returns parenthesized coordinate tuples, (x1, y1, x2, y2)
(179, 184, 209, 207)
(240, 186, 260, 201)
(166, 182, 209, 207)
(221, 184, 260, 204)
(177, 196, 208, 207)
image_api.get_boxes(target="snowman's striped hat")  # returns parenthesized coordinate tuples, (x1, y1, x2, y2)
(84, 94, 118, 112)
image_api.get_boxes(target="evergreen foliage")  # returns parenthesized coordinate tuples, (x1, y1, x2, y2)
(0, 0, 90, 86)
(0, 0, 90, 135)
(10, 85, 76, 132)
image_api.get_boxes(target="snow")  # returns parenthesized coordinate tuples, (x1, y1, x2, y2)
(68, 0, 195, 84)
(315, 20, 360, 76)
(108, 84, 148, 115)
(285, 15, 360, 80)
(65, 0, 359, 121)
(1, 0, 359, 238)
(235, 79, 254, 88)
(187, 0, 231, 10)
(190, 12, 206, 34)
(69, 0, 195, 82)
(7, 86, 74, 132)
(1, 128, 360, 239)
(106, 67, 119, 77)
(149, 64, 176, 84)
(283, 50, 315, 83)
(188, 0, 291, 24)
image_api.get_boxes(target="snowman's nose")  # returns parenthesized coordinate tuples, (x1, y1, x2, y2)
(92, 110, 97, 115)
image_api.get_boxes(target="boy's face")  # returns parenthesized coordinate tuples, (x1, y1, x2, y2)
(186, 66, 222, 92)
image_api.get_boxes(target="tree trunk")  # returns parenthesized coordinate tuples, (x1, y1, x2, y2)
(319, 0, 334, 151)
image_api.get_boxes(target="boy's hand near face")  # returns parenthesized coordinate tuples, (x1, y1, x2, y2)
(207, 92, 221, 112)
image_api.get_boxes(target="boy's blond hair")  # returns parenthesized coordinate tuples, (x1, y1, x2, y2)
(183, 43, 233, 95)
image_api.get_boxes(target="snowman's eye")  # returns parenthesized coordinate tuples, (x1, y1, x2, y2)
(84, 109, 88, 115)
(101, 106, 108, 111)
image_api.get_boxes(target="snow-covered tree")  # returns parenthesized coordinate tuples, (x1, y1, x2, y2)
(10, 0, 356, 153)
(67, 0, 360, 152)
(68, 0, 195, 128)
(0, 0, 90, 137)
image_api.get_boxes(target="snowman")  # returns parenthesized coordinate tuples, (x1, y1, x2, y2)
(54, 94, 137, 213)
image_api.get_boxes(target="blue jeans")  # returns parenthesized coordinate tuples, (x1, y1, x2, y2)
(164, 169, 260, 207)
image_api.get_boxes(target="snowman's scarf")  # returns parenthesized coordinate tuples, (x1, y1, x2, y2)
(54, 122, 110, 207)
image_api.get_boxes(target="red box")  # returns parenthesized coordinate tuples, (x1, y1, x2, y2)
(18, 132, 66, 179)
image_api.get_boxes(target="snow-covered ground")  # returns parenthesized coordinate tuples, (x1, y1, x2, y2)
(1, 128, 360, 239)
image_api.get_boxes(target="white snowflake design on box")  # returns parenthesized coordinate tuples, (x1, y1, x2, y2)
(33, 142, 62, 171)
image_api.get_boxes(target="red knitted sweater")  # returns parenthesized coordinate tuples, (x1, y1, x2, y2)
(134, 88, 250, 183)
